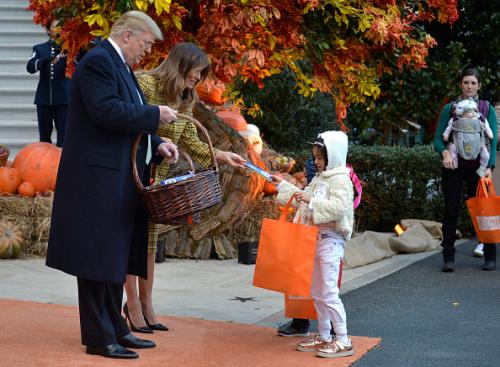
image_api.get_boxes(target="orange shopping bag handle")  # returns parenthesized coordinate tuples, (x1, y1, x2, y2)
(477, 178, 496, 198)
(278, 194, 297, 221)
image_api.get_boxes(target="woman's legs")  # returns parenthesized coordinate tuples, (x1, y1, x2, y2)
(441, 167, 464, 269)
(138, 253, 159, 324)
(124, 275, 148, 328)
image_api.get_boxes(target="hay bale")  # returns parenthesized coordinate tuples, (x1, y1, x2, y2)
(0, 193, 53, 256)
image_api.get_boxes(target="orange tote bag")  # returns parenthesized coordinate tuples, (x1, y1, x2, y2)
(252, 195, 318, 296)
(466, 178, 500, 243)
(284, 260, 343, 320)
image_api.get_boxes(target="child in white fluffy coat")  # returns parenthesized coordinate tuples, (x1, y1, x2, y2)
(273, 131, 354, 359)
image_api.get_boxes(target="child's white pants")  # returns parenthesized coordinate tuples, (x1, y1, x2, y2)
(311, 236, 348, 343)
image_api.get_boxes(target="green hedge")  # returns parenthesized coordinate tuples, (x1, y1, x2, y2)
(346, 144, 473, 235)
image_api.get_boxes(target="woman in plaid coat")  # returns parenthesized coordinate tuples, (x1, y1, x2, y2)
(123, 42, 246, 332)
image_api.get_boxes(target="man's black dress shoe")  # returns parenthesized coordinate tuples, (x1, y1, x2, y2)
(86, 344, 138, 359)
(118, 333, 156, 349)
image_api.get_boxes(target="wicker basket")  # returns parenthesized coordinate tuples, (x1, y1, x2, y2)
(0, 145, 10, 167)
(132, 113, 222, 224)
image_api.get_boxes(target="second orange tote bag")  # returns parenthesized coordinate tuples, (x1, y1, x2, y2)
(252, 195, 318, 296)
(466, 177, 500, 243)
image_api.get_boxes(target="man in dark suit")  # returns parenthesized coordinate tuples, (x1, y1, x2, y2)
(46, 11, 178, 359)
(26, 19, 70, 147)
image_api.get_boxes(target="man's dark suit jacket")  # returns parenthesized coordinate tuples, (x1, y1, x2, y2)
(46, 39, 163, 283)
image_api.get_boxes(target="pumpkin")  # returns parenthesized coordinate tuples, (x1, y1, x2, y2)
(0, 221, 24, 259)
(12, 142, 61, 191)
(216, 111, 248, 132)
(196, 83, 226, 105)
(0, 167, 21, 194)
(18, 181, 36, 197)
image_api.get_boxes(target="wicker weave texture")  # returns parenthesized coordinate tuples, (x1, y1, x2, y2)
(132, 113, 222, 224)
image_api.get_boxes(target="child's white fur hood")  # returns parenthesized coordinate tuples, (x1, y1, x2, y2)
(318, 131, 348, 170)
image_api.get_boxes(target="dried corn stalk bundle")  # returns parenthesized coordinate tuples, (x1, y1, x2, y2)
(158, 103, 276, 259)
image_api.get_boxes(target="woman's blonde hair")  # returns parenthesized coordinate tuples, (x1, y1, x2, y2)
(148, 42, 211, 108)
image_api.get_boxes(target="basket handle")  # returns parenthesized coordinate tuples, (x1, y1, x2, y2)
(176, 113, 219, 173)
(131, 113, 219, 192)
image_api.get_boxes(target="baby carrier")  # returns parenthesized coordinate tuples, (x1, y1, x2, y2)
(450, 100, 490, 160)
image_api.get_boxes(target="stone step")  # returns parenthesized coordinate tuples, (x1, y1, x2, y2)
(0, 137, 39, 159)
(0, 0, 30, 8)
(0, 5, 31, 18)
(0, 16, 40, 31)
(0, 103, 36, 121)
(0, 120, 38, 139)
(0, 72, 38, 88)
(0, 87, 35, 104)
(0, 58, 29, 72)
(0, 44, 33, 58)
(0, 30, 47, 45)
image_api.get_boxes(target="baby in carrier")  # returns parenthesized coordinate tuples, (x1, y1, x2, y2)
(443, 98, 493, 177)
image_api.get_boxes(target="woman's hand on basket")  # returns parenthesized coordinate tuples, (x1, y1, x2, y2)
(215, 151, 246, 168)
(157, 141, 179, 164)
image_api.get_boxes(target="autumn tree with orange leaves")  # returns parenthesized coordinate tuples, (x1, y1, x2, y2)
(28, 0, 459, 128)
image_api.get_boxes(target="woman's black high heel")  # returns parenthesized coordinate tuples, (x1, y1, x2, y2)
(123, 303, 153, 334)
(143, 313, 169, 331)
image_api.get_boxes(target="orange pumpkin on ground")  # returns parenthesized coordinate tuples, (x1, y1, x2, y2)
(0, 167, 21, 194)
(216, 111, 248, 132)
(18, 182, 36, 197)
(196, 83, 226, 105)
(12, 142, 61, 192)
(0, 221, 24, 259)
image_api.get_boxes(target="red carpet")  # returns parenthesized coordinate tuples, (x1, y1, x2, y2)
(0, 299, 380, 366)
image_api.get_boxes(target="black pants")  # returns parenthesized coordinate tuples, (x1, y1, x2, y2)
(77, 278, 130, 347)
(441, 165, 496, 261)
(36, 105, 68, 147)
(291, 318, 335, 335)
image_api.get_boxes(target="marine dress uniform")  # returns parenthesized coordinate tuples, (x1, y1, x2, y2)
(26, 39, 70, 147)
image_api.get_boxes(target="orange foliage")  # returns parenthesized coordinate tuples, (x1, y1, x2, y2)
(27, 0, 458, 124)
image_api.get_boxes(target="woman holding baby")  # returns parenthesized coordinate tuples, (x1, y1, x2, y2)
(433, 66, 498, 272)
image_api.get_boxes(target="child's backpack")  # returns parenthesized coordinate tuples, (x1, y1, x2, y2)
(346, 164, 362, 209)
(449, 100, 490, 160)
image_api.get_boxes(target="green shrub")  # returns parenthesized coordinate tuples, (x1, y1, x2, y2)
(237, 66, 337, 153)
(347, 144, 473, 236)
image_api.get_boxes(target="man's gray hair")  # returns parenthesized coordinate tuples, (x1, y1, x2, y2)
(110, 11, 163, 41)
